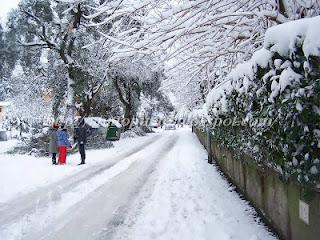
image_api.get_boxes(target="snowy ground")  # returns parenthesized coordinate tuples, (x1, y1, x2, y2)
(0, 128, 277, 240)
(0, 139, 20, 154)
(0, 133, 161, 204)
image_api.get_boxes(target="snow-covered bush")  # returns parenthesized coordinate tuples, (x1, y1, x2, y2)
(121, 127, 149, 139)
(205, 16, 320, 186)
(85, 128, 114, 150)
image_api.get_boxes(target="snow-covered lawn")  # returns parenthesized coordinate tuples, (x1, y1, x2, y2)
(0, 134, 158, 204)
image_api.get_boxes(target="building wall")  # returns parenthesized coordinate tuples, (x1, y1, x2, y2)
(0, 106, 7, 121)
(194, 128, 320, 240)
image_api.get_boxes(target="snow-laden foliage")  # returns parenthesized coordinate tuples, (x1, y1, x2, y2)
(0, 23, 18, 101)
(4, 0, 126, 126)
(1, 66, 53, 135)
(1, 0, 319, 159)
(81, 0, 317, 112)
(9, 76, 51, 121)
(1, 0, 173, 133)
(204, 16, 320, 186)
(137, 71, 174, 124)
(2, 0, 318, 124)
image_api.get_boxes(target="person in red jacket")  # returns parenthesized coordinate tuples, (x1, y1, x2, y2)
(56, 124, 72, 164)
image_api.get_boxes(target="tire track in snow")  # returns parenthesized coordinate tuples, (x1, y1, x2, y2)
(96, 135, 179, 240)
(0, 134, 161, 230)
(34, 133, 179, 240)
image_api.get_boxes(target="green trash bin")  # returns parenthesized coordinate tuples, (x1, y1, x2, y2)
(106, 124, 121, 141)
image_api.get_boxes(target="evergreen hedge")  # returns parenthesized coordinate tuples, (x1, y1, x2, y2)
(206, 19, 320, 187)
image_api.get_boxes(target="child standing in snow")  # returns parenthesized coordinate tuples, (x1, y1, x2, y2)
(48, 123, 59, 165)
(56, 124, 72, 165)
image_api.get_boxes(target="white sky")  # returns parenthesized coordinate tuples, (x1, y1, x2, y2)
(0, 0, 21, 23)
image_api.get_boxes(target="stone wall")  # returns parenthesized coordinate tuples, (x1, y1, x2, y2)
(194, 128, 320, 240)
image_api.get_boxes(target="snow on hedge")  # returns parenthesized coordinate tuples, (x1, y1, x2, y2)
(205, 48, 273, 113)
(206, 16, 320, 111)
(264, 16, 320, 58)
(202, 16, 320, 186)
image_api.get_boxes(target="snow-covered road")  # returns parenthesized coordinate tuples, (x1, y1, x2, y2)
(0, 129, 277, 240)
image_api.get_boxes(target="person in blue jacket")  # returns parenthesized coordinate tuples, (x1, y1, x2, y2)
(56, 124, 72, 164)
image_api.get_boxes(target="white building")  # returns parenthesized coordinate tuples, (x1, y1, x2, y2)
(0, 102, 11, 122)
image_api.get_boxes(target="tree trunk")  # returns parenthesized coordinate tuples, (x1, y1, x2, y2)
(113, 77, 134, 131)
(59, 3, 82, 135)
(82, 96, 92, 117)
(124, 104, 134, 130)
(62, 65, 76, 137)
(278, 0, 289, 18)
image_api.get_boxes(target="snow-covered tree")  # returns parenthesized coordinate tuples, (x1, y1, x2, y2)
(153, 0, 320, 110)
(3, 64, 52, 135)
(138, 71, 174, 124)
(6, 0, 93, 126)
(82, 0, 319, 111)
(0, 23, 18, 101)
(107, 56, 155, 129)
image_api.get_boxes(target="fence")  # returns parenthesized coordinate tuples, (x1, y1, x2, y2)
(194, 127, 320, 240)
